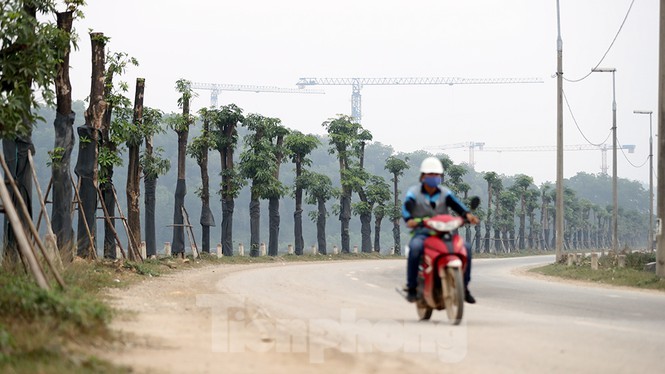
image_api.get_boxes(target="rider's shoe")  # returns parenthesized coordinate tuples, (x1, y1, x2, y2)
(464, 288, 476, 304)
(404, 287, 417, 303)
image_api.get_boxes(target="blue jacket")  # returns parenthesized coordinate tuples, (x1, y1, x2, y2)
(402, 183, 469, 234)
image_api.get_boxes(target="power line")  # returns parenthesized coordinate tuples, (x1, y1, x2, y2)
(618, 138, 649, 168)
(563, 0, 636, 83)
(563, 89, 612, 146)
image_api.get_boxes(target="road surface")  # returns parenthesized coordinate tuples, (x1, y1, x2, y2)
(102, 256, 665, 373)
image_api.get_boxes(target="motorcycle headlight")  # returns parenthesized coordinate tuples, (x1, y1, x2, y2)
(427, 220, 460, 232)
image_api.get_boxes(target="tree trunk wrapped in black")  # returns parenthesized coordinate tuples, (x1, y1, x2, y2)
(221, 198, 234, 256)
(294, 207, 304, 255)
(249, 198, 260, 257)
(101, 180, 115, 259)
(392, 219, 401, 255)
(2, 136, 33, 256)
(360, 213, 372, 253)
(294, 163, 304, 255)
(340, 192, 351, 253)
(74, 125, 98, 257)
(373, 212, 383, 253)
(171, 178, 186, 255)
(317, 198, 327, 254)
(268, 197, 279, 256)
(52, 112, 75, 252)
(198, 126, 214, 253)
(200, 204, 214, 253)
(144, 176, 156, 257)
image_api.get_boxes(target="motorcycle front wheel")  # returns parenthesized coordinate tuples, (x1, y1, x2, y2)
(442, 267, 464, 325)
(416, 303, 433, 320)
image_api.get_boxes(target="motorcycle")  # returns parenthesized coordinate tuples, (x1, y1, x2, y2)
(407, 197, 480, 325)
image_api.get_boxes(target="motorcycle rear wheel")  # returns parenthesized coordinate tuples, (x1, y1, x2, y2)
(442, 267, 464, 325)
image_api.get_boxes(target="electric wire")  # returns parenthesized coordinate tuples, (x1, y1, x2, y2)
(617, 138, 649, 168)
(563, 0, 636, 83)
(563, 89, 612, 146)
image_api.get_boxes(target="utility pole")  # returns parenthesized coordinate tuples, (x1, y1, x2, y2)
(592, 67, 618, 254)
(555, 0, 564, 262)
(656, 0, 665, 277)
(634, 110, 654, 251)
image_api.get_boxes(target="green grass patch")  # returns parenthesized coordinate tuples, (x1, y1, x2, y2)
(474, 249, 554, 259)
(530, 252, 665, 291)
(0, 264, 124, 373)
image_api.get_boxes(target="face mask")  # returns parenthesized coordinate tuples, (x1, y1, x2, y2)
(423, 176, 441, 188)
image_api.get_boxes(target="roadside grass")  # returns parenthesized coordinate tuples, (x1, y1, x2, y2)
(0, 261, 125, 373)
(529, 251, 665, 291)
(474, 249, 554, 259)
(0, 250, 396, 372)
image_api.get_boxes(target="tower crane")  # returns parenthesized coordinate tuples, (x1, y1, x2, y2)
(190, 82, 325, 107)
(435, 142, 635, 174)
(436, 142, 486, 168)
(296, 76, 543, 123)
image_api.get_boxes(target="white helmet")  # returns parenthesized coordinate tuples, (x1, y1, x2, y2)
(420, 157, 444, 174)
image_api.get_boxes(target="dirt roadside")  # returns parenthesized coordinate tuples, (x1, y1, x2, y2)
(97, 262, 417, 374)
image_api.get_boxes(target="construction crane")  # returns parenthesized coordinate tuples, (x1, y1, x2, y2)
(435, 142, 486, 168)
(190, 82, 325, 107)
(436, 142, 636, 174)
(480, 144, 635, 175)
(296, 77, 543, 123)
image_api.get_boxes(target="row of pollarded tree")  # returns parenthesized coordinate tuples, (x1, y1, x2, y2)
(1, 3, 173, 262)
(0, 2, 648, 267)
(471, 172, 647, 253)
(0, 2, 411, 261)
(181, 104, 410, 257)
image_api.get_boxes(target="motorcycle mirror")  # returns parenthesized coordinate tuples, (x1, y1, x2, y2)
(469, 196, 480, 210)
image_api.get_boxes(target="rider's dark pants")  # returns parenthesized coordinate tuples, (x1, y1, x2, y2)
(406, 233, 473, 290)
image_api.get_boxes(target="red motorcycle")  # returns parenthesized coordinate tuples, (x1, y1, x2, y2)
(412, 197, 479, 325)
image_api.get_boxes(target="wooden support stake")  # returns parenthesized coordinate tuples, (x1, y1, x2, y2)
(95, 186, 129, 260)
(111, 186, 142, 262)
(28, 154, 63, 270)
(70, 175, 96, 259)
(181, 206, 198, 258)
(35, 178, 52, 232)
(0, 155, 52, 289)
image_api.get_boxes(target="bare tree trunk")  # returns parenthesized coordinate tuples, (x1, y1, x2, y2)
(126, 78, 144, 256)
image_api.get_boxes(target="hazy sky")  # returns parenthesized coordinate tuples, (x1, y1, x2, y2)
(62, 0, 658, 186)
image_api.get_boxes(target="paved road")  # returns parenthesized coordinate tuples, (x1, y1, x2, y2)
(215, 256, 665, 373)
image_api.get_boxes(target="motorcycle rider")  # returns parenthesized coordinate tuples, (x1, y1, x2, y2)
(403, 156, 480, 303)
